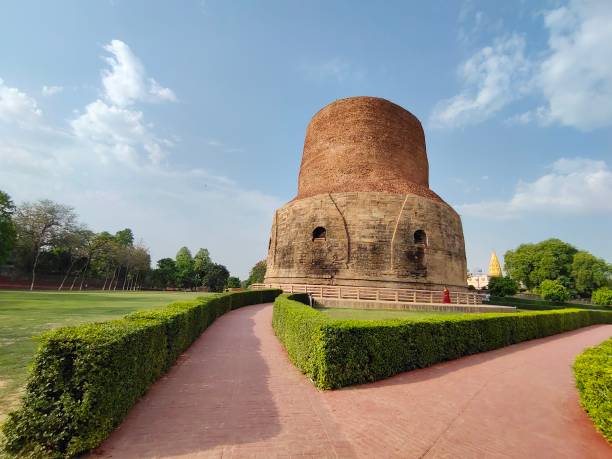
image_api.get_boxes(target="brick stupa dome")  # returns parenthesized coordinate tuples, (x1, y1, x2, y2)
(264, 96, 467, 292)
(296, 96, 443, 203)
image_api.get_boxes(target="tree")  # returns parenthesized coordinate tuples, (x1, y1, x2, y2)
(539, 279, 570, 303)
(591, 287, 612, 306)
(193, 248, 212, 285)
(203, 263, 229, 292)
(114, 228, 134, 247)
(154, 258, 177, 288)
(571, 251, 611, 297)
(246, 260, 266, 286)
(14, 200, 77, 290)
(125, 244, 151, 290)
(226, 276, 241, 289)
(0, 190, 17, 265)
(55, 226, 90, 290)
(504, 239, 578, 290)
(175, 247, 194, 289)
(76, 231, 115, 290)
(488, 276, 518, 297)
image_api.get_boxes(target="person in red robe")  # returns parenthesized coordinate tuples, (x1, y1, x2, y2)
(442, 287, 451, 304)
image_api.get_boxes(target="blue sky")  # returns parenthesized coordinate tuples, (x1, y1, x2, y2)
(1, 0, 611, 279)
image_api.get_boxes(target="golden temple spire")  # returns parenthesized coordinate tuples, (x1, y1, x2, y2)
(488, 251, 502, 277)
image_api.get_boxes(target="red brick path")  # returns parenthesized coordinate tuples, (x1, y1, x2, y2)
(95, 304, 611, 458)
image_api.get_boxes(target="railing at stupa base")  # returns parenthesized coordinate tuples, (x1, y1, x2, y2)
(250, 283, 483, 305)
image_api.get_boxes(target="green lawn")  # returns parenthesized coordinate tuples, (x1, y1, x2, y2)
(0, 290, 202, 421)
(317, 307, 466, 321)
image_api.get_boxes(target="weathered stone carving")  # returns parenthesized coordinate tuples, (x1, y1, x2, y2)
(264, 96, 468, 290)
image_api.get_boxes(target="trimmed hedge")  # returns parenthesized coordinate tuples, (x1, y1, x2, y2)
(574, 338, 612, 442)
(488, 296, 610, 311)
(273, 294, 612, 390)
(1, 289, 281, 458)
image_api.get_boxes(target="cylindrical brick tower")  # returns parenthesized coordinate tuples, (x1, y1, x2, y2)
(264, 96, 468, 290)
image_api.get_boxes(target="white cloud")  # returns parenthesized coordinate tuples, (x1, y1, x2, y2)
(71, 99, 168, 165)
(102, 39, 177, 106)
(0, 78, 42, 125)
(535, 0, 612, 130)
(430, 34, 529, 128)
(299, 58, 364, 83)
(458, 157, 612, 218)
(434, 0, 612, 131)
(65, 40, 181, 166)
(457, 3, 504, 46)
(206, 139, 245, 153)
(506, 106, 550, 126)
(41, 85, 64, 96)
(0, 42, 277, 278)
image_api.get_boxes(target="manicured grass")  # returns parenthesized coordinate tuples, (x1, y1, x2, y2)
(316, 307, 465, 321)
(0, 290, 202, 421)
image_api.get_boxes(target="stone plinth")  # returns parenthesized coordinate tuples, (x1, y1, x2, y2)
(265, 191, 467, 289)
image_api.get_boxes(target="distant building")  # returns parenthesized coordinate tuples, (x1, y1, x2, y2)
(467, 251, 503, 289)
(467, 271, 489, 289)
(488, 251, 502, 278)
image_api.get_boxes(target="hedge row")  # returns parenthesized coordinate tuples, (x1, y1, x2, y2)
(488, 296, 610, 311)
(272, 294, 612, 390)
(1, 289, 281, 458)
(573, 337, 612, 442)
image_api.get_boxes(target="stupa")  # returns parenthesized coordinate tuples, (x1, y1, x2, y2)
(264, 96, 468, 291)
(488, 251, 502, 277)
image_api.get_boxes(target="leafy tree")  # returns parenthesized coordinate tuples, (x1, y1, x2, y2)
(226, 276, 241, 289)
(591, 287, 612, 306)
(95, 233, 122, 290)
(571, 251, 611, 297)
(75, 231, 117, 290)
(488, 276, 518, 297)
(55, 226, 90, 290)
(175, 247, 194, 288)
(203, 263, 229, 292)
(193, 248, 211, 271)
(14, 200, 77, 290)
(154, 258, 177, 288)
(114, 228, 134, 247)
(246, 260, 266, 286)
(504, 239, 578, 290)
(193, 248, 212, 285)
(539, 279, 570, 303)
(125, 244, 151, 290)
(0, 190, 17, 265)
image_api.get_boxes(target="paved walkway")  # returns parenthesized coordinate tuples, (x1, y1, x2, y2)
(94, 304, 612, 458)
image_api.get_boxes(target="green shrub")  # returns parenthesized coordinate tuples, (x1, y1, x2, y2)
(539, 279, 570, 303)
(488, 276, 519, 297)
(1, 289, 281, 458)
(592, 287, 612, 307)
(486, 296, 610, 311)
(273, 294, 612, 390)
(574, 338, 612, 441)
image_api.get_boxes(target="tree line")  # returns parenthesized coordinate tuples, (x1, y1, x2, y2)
(488, 238, 611, 305)
(0, 190, 266, 292)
